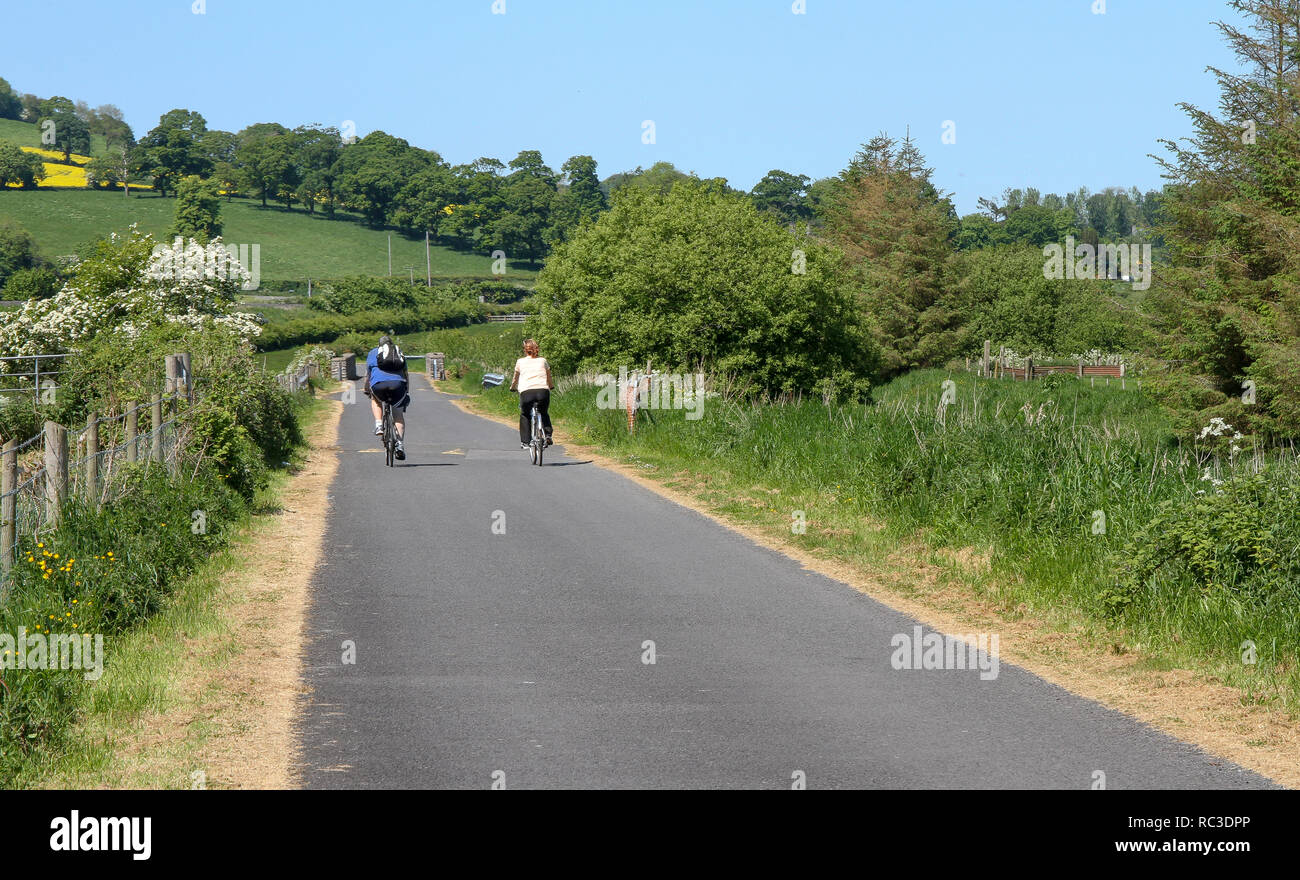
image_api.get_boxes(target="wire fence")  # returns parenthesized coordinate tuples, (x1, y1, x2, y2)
(1, 390, 188, 573)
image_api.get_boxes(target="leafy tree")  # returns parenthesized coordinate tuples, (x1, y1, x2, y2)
(2, 266, 60, 301)
(0, 77, 22, 120)
(750, 169, 812, 226)
(201, 129, 238, 167)
(1004, 204, 1074, 246)
(85, 150, 126, 191)
(821, 133, 958, 376)
(90, 104, 134, 148)
(532, 178, 877, 395)
(545, 155, 607, 247)
(955, 213, 1008, 250)
(391, 161, 457, 231)
(440, 158, 505, 247)
(18, 92, 41, 122)
(333, 131, 430, 226)
(489, 150, 556, 262)
(293, 124, 343, 214)
(602, 161, 690, 197)
(950, 245, 1130, 354)
(171, 174, 223, 242)
(234, 122, 290, 207)
(36, 96, 90, 162)
(133, 109, 211, 196)
(0, 221, 41, 288)
(0, 139, 46, 188)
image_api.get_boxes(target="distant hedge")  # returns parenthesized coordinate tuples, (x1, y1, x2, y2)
(254, 300, 487, 350)
(303, 275, 532, 314)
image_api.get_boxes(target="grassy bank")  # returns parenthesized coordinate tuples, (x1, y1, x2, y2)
(0, 390, 319, 788)
(453, 365, 1300, 712)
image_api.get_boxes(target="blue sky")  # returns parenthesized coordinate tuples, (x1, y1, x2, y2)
(3, 0, 1242, 213)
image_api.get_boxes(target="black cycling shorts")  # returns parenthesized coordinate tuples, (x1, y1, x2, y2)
(370, 379, 410, 411)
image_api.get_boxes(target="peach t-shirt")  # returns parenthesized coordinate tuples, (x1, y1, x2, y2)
(515, 356, 550, 392)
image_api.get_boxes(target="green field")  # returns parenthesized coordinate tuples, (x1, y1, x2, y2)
(0, 189, 540, 284)
(0, 117, 111, 157)
(259, 322, 525, 374)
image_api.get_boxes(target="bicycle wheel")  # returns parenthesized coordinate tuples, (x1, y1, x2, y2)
(533, 408, 544, 466)
(384, 405, 395, 467)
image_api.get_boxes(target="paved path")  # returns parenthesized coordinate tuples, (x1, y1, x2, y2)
(297, 377, 1273, 789)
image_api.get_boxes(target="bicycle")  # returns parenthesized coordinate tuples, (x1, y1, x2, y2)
(527, 400, 545, 466)
(381, 400, 397, 467)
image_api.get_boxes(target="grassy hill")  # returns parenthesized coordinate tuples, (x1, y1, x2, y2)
(0, 117, 111, 157)
(0, 189, 540, 285)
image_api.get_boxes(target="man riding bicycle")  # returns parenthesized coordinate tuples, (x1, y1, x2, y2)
(510, 338, 553, 448)
(365, 334, 409, 461)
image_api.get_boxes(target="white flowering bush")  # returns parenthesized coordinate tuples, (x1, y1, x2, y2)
(286, 345, 335, 378)
(0, 225, 259, 370)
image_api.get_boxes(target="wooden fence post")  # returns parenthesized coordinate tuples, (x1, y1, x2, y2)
(1025, 356, 1033, 381)
(44, 421, 67, 529)
(1, 439, 15, 577)
(151, 394, 163, 463)
(982, 340, 991, 378)
(179, 352, 193, 404)
(126, 403, 138, 463)
(85, 411, 99, 504)
(165, 354, 180, 396)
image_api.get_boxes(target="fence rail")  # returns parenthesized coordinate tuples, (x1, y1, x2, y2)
(0, 352, 73, 407)
(0, 354, 193, 579)
(486, 314, 528, 323)
(965, 340, 1133, 386)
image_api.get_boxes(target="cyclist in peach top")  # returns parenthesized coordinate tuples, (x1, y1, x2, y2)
(509, 338, 554, 448)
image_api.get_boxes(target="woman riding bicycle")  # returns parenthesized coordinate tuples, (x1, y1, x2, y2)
(509, 338, 553, 448)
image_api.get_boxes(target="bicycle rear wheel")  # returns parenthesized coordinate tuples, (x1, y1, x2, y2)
(533, 408, 544, 466)
(384, 405, 395, 467)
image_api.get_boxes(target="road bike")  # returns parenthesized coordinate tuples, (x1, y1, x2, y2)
(527, 400, 545, 466)
(382, 400, 397, 467)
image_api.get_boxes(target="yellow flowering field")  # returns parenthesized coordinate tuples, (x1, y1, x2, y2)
(2, 146, 151, 189)
(24, 146, 93, 164)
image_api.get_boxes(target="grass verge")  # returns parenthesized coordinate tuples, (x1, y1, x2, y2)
(30, 395, 339, 789)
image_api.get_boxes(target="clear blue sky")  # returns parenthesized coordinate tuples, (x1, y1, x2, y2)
(4, 0, 1243, 213)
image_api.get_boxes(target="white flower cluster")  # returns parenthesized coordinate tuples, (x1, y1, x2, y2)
(1198, 417, 1244, 455)
(0, 229, 259, 366)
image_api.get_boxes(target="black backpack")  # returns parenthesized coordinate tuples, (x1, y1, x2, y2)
(376, 341, 405, 372)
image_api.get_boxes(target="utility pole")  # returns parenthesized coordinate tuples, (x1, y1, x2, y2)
(425, 230, 431, 287)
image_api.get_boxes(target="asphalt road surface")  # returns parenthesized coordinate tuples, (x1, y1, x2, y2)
(297, 376, 1274, 790)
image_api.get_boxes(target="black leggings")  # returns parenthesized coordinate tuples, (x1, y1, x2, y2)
(519, 389, 552, 442)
